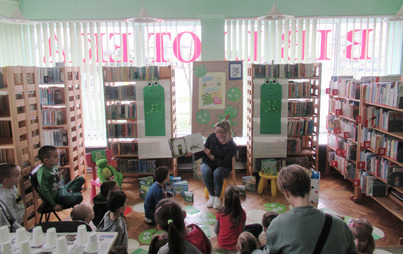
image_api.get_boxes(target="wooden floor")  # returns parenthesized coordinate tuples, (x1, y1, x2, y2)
(53, 170, 403, 250)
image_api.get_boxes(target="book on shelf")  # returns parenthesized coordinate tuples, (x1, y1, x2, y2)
(104, 85, 137, 100)
(41, 128, 68, 146)
(103, 66, 160, 82)
(387, 167, 403, 187)
(39, 67, 65, 83)
(168, 133, 204, 158)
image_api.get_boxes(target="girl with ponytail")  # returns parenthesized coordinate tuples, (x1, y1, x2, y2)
(214, 186, 262, 250)
(149, 198, 212, 254)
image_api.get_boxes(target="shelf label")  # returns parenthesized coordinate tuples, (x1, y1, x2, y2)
(357, 161, 365, 169)
(378, 148, 386, 156)
(353, 179, 360, 187)
(356, 116, 361, 123)
(326, 88, 330, 94)
(342, 150, 347, 158)
(330, 161, 338, 167)
(336, 149, 342, 156)
(332, 89, 339, 96)
(363, 120, 368, 127)
(335, 109, 342, 116)
(334, 128, 341, 134)
(343, 132, 350, 139)
(363, 141, 370, 149)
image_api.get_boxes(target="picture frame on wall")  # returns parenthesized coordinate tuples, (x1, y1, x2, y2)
(229, 61, 243, 80)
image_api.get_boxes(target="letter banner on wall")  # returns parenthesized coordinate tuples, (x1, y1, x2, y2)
(192, 61, 243, 137)
(253, 78, 288, 158)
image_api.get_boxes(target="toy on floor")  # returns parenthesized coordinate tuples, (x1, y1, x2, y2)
(95, 152, 123, 188)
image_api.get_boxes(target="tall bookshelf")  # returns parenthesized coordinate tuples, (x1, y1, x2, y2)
(102, 66, 177, 177)
(38, 67, 86, 188)
(0, 66, 43, 228)
(327, 76, 403, 221)
(246, 63, 321, 175)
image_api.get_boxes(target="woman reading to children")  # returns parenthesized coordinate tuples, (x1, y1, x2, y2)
(194, 120, 237, 209)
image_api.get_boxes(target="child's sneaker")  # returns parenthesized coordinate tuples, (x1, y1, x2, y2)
(206, 196, 215, 208)
(213, 197, 221, 209)
(144, 217, 153, 224)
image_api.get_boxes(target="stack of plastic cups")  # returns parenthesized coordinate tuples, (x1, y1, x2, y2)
(55, 236, 68, 254)
(86, 232, 99, 253)
(19, 240, 32, 254)
(32, 226, 44, 247)
(45, 227, 57, 248)
(75, 224, 88, 245)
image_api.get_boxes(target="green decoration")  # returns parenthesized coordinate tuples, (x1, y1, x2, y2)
(95, 152, 123, 188)
(260, 78, 282, 134)
(211, 105, 238, 129)
(202, 93, 214, 106)
(144, 81, 165, 136)
(226, 87, 241, 102)
(132, 248, 148, 254)
(264, 202, 287, 213)
(193, 212, 216, 225)
(194, 64, 208, 78)
(183, 205, 200, 215)
(196, 110, 210, 125)
(138, 229, 164, 244)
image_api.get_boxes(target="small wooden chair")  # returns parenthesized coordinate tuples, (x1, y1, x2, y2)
(204, 157, 237, 200)
(257, 171, 278, 197)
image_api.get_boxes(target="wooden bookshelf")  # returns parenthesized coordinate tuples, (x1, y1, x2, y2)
(0, 66, 43, 228)
(38, 66, 86, 187)
(102, 66, 177, 177)
(246, 63, 321, 175)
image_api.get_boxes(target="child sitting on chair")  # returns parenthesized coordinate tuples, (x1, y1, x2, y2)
(37, 145, 85, 211)
(92, 180, 119, 227)
(0, 163, 25, 225)
(97, 190, 128, 249)
(70, 203, 96, 231)
(144, 166, 171, 224)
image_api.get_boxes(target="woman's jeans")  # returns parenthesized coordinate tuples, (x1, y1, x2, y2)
(201, 163, 230, 197)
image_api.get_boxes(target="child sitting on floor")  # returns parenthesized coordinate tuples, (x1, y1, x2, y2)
(92, 180, 118, 227)
(262, 211, 279, 232)
(70, 203, 96, 231)
(0, 163, 25, 225)
(97, 190, 128, 249)
(149, 198, 212, 254)
(349, 218, 375, 254)
(144, 166, 171, 224)
(237, 232, 260, 254)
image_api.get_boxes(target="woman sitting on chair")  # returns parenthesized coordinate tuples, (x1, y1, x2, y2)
(194, 120, 236, 209)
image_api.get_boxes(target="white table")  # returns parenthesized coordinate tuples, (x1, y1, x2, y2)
(8, 232, 117, 254)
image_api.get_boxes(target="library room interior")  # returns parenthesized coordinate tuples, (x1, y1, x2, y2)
(0, 0, 403, 253)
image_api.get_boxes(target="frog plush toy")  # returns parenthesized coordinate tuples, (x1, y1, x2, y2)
(95, 154, 123, 188)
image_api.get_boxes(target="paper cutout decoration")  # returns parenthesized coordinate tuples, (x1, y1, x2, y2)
(138, 229, 164, 244)
(194, 64, 208, 77)
(210, 105, 239, 131)
(199, 72, 226, 109)
(124, 206, 132, 216)
(183, 205, 200, 215)
(144, 81, 165, 136)
(260, 78, 282, 134)
(227, 87, 242, 102)
(196, 110, 210, 125)
(132, 203, 145, 213)
(132, 248, 148, 254)
(264, 202, 287, 213)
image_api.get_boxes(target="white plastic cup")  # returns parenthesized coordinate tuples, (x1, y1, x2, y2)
(75, 224, 88, 245)
(0, 225, 10, 243)
(19, 239, 32, 254)
(45, 227, 57, 248)
(86, 232, 98, 253)
(1, 240, 12, 254)
(55, 236, 68, 254)
(15, 227, 27, 245)
(32, 226, 44, 246)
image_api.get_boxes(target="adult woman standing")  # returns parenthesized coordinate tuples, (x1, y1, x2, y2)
(195, 121, 237, 209)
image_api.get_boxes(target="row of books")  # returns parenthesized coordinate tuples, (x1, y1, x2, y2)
(0, 121, 11, 138)
(360, 171, 387, 197)
(329, 99, 359, 120)
(253, 63, 316, 79)
(328, 151, 356, 180)
(327, 116, 358, 142)
(360, 128, 402, 162)
(107, 123, 137, 138)
(364, 81, 403, 109)
(39, 67, 65, 84)
(328, 134, 357, 161)
(288, 101, 314, 117)
(42, 109, 65, 126)
(363, 106, 403, 132)
(287, 119, 314, 135)
(0, 149, 14, 164)
(39, 89, 64, 105)
(106, 103, 137, 120)
(103, 66, 160, 82)
(287, 137, 302, 154)
(329, 76, 361, 100)
(0, 95, 9, 113)
(288, 81, 312, 98)
(116, 158, 156, 174)
(41, 128, 68, 146)
(104, 86, 136, 100)
(109, 142, 138, 156)
(360, 151, 392, 179)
